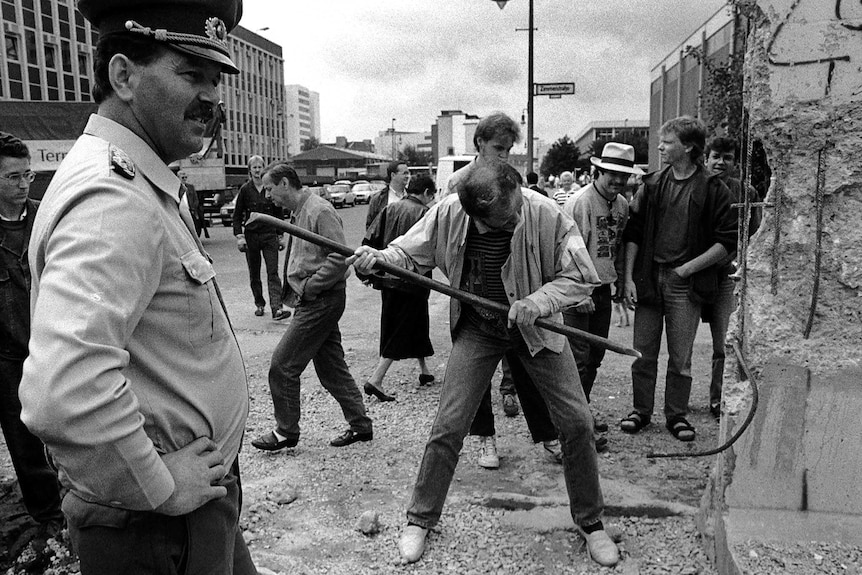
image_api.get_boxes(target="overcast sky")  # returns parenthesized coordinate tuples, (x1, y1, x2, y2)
(239, 0, 727, 145)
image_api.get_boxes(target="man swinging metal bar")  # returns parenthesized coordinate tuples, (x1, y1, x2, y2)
(246, 212, 640, 359)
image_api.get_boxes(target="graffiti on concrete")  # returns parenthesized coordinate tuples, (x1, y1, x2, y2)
(765, 0, 862, 96)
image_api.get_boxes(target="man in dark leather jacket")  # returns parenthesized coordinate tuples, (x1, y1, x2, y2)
(621, 116, 737, 442)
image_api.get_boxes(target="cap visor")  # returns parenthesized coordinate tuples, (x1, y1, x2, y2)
(170, 44, 240, 74)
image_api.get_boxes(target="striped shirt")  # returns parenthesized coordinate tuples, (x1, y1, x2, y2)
(460, 221, 513, 336)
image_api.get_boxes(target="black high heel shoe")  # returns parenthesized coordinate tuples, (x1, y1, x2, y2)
(364, 382, 395, 402)
(418, 374, 435, 386)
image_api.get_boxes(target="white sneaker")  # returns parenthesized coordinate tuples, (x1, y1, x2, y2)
(579, 528, 620, 567)
(543, 439, 563, 463)
(478, 435, 500, 469)
(398, 525, 428, 563)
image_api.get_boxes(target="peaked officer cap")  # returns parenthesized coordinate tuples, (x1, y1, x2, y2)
(77, 0, 242, 74)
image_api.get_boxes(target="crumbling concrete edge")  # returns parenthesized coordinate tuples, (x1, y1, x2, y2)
(478, 491, 698, 519)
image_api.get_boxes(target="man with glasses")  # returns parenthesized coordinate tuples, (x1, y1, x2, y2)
(349, 163, 619, 568)
(0, 132, 64, 548)
(562, 143, 641, 452)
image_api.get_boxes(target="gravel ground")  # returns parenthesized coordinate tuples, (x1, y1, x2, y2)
(1, 306, 725, 575)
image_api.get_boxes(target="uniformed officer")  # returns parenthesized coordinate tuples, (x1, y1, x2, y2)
(19, 1, 255, 573)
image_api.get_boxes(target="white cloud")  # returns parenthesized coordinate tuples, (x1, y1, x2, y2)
(240, 0, 727, 143)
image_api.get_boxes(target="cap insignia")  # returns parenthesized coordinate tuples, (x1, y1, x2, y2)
(205, 17, 227, 42)
(110, 146, 136, 179)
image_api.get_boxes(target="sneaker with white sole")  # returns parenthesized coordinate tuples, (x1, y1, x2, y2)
(579, 527, 620, 567)
(478, 435, 500, 469)
(542, 439, 563, 463)
(398, 525, 428, 563)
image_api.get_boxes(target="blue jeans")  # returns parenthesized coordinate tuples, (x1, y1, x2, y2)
(631, 265, 702, 420)
(268, 288, 371, 438)
(0, 356, 62, 524)
(707, 273, 736, 406)
(469, 354, 558, 442)
(407, 321, 604, 529)
(244, 231, 281, 311)
(563, 284, 613, 402)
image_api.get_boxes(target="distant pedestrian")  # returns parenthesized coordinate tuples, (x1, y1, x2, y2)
(366, 160, 409, 230)
(349, 162, 619, 568)
(621, 116, 737, 442)
(526, 171, 546, 196)
(251, 164, 373, 452)
(233, 154, 290, 320)
(702, 136, 761, 418)
(179, 169, 207, 238)
(552, 170, 580, 206)
(362, 175, 437, 401)
(562, 142, 641, 452)
(0, 132, 63, 539)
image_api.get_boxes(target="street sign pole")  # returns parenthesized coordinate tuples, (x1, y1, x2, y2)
(527, 0, 534, 174)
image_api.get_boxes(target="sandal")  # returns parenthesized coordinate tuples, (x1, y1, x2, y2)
(666, 416, 696, 442)
(620, 411, 650, 434)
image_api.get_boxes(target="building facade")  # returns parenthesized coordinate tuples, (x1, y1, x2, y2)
(648, 5, 741, 170)
(0, 0, 98, 103)
(1, 1, 290, 186)
(374, 129, 433, 161)
(431, 110, 479, 163)
(572, 120, 649, 158)
(221, 26, 288, 174)
(285, 83, 321, 156)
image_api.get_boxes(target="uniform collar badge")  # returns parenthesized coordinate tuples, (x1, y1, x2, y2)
(110, 145, 136, 179)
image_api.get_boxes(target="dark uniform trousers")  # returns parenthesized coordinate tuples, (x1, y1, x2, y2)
(64, 459, 255, 575)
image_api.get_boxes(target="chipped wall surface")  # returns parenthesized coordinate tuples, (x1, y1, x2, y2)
(740, 0, 862, 375)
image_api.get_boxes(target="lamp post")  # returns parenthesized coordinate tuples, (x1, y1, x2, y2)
(390, 118, 397, 160)
(493, 0, 534, 172)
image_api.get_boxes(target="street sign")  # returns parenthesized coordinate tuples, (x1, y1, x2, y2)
(534, 82, 575, 97)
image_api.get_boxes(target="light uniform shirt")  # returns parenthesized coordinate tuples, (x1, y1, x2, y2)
(21, 114, 248, 511)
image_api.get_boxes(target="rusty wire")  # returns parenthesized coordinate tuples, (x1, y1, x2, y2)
(646, 340, 760, 459)
(770, 175, 782, 295)
(803, 147, 827, 338)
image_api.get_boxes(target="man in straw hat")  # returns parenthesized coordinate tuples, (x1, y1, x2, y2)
(562, 142, 643, 452)
(19, 1, 256, 572)
(620, 116, 736, 443)
(349, 162, 620, 568)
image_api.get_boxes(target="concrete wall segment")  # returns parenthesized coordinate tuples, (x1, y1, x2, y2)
(760, 0, 862, 103)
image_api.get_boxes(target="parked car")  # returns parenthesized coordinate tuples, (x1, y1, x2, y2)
(351, 183, 377, 204)
(334, 179, 353, 186)
(370, 180, 387, 191)
(308, 186, 331, 202)
(326, 184, 355, 208)
(219, 197, 236, 226)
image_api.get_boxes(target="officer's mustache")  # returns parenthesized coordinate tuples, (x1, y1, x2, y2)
(185, 102, 215, 124)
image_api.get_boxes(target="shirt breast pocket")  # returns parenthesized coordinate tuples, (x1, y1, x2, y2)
(179, 250, 228, 345)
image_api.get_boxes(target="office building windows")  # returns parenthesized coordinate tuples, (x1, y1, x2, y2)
(2, 0, 17, 21)
(5, 36, 20, 60)
(21, 0, 34, 27)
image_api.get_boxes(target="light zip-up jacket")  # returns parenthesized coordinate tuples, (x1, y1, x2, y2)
(384, 187, 600, 356)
